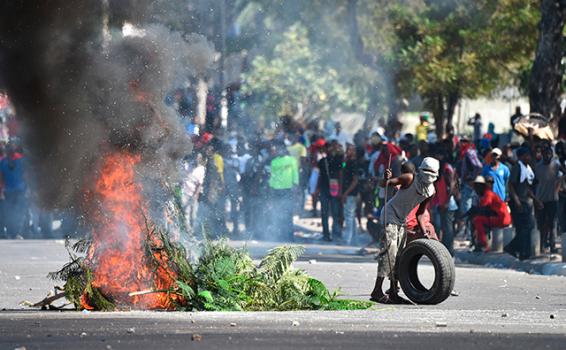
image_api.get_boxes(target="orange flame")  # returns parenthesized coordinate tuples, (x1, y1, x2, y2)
(82, 152, 177, 310)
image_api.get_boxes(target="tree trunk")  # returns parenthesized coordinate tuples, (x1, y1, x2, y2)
(432, 94, 445, 140)
(528, 0, 566, 120)
(445, 91, 460, 136)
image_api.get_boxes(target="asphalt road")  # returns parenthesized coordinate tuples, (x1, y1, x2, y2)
(1, 240, 566, 350)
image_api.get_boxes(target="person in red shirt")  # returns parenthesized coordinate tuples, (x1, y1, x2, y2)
(406, 204, 438, 242)
(471, 175, 512, 251)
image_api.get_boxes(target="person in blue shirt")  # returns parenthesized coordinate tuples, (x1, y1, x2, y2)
(482, 148, 510, 201)
(0, 142, 27, 238)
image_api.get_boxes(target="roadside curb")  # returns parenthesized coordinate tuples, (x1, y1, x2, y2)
(455, 250, 566, 277)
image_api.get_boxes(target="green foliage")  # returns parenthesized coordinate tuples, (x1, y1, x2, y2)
(242, 23, 365, 121)
(191, 240, 372, 311)
(391, 0, 538, 99)
(50, 233, 372, 312)
(258, 245, 305, 283)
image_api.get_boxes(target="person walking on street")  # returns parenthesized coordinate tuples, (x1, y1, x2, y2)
(370, 157, 439, 304)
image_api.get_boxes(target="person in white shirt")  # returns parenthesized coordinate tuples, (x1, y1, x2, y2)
(328, 122, 350, 150)
(182, 154, 206, 230)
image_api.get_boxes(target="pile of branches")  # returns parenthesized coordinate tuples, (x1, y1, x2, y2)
(47, 229, 372, 311)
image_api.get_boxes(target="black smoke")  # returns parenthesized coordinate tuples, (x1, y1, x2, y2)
(0, 1, 211, 212)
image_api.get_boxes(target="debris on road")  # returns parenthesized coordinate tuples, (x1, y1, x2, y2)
(435, 322, 447, 328)
(501, 313, 509, 318)
(191, 334, 202, 341)
(292, 321, 300, 327)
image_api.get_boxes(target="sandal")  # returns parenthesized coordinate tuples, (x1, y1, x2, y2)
(369, 294, 394, 304)
(389, 294, 414, 305)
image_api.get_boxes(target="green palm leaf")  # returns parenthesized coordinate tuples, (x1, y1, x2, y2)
(258, 245, 305, 284)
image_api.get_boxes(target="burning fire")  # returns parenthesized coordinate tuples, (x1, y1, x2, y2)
(81, 152, 177, 310)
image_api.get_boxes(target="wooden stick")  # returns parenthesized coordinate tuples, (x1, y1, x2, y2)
(128, 289, 167, 297)
(30, 292, 67, 308)
(383, 153, 396, 286)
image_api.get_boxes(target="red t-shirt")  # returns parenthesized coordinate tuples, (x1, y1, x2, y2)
(432, 163, 455, 207)
(479, 189, 511, 225)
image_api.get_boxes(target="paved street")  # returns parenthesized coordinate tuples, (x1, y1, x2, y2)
(1, 239, 566, 349)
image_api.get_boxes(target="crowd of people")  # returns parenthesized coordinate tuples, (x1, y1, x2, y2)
(0, 98, 44, 239)
(2, 86, 566, 263)
(182, 112, 566, 261)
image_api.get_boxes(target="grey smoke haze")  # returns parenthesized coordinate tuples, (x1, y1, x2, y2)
(0, 1, 214, 211)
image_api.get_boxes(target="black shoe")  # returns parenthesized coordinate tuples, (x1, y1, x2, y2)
(503, 244, 517, 258)
(322, 236, 332, 242)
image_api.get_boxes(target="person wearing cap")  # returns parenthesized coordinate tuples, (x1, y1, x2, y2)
(370, 157, 439, 304)
(506, 147, 537, 260)
(482, 148, 510, 201)
(470, 175, 512, 252)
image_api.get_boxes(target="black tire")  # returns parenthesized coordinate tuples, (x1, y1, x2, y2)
(397, 238, 455, 305)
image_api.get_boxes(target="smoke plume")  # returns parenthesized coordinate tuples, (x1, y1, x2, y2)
(0, 1, 214, 212)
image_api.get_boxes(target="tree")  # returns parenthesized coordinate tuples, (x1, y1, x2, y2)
(241, 24, 363, 122)
(528, 0, 566, 121)
(389, 0, 539, 137)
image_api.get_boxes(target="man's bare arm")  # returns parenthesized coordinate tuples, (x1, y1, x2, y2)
(379, 172, 413, 188)
(416, 197, 432, 234)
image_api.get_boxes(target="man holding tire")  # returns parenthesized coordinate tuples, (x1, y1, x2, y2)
(370, 157, 440, 304)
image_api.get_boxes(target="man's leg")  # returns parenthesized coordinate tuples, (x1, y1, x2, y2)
(441, 209, 455, 255)
(320, 193, 331, 240)
(515, 202, 535, 259)
(472, 215, 490, 249)
(284, 189, 295, 241)
(330, 196, 342, 239)
(371, 224, 400, 301)
(343, 196, 356, 244)
(229, 193, 240, 235)
(535, 206, 546, 252)
(545, 201, 558, 252)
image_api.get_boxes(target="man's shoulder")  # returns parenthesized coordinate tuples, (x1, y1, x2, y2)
(399, 173, 414, 185)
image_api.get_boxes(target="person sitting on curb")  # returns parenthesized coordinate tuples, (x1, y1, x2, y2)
(370, 157, 439, 304)
(468, 175, 511, 252)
